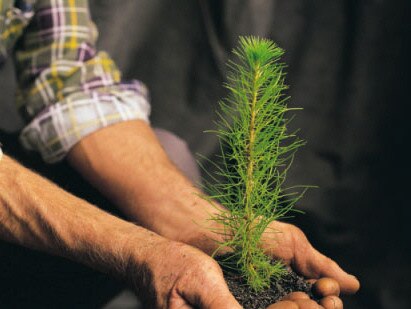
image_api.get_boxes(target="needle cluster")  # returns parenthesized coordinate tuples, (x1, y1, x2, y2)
(202, 37, 306, 291)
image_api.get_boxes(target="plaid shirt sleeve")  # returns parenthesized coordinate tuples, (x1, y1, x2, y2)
(14, 0, 150, 163)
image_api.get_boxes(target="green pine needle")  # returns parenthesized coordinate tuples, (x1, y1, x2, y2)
(201, 36, 307, 291)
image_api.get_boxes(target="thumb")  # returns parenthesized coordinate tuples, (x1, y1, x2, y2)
(202, 290, 242, 309)
(186, 283, 242, 309)
(177, 273, 242, 309)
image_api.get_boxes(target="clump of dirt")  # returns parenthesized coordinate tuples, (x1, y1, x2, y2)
(218, 256, 314, 309)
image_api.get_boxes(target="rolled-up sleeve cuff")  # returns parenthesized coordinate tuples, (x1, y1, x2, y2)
(19, 85, 151, 164)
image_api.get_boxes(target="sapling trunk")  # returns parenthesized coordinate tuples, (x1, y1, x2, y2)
(202, 36, 306, 292)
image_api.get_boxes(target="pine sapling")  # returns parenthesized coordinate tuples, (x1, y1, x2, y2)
(201, 36, 307, 292)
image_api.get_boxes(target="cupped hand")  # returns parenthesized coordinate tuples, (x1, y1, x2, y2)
(127, 238, 242, 309)
(180, 206, 358, 307)
(261, 221, 360, 295)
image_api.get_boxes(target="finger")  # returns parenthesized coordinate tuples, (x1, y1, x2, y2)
(267, 299, 322, 309)
(267, 300, 299, 309)
(302, 247, 360, 294)
(312, 278, 340, 297)
(319, 296, 343, 309)
(282, 292, 310, 301)
(293, 299, 322, 309)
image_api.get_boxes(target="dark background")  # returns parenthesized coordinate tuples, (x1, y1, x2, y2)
(1, 0, 410, 308)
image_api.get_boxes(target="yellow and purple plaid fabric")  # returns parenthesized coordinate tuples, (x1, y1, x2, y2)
(0, 0, 150, 163)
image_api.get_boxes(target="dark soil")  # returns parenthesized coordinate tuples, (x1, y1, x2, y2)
(218, 256, 314, 309)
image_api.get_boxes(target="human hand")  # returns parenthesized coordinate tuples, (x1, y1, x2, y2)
(261, 221, 359, 295)
(124, 190, 356, 308)
(256, 221, 358, 308)
(186, 219, 354, 308)
(126, 238, 242, 309)
(181, 208, 358, 307)
(131, 224, 349, 309)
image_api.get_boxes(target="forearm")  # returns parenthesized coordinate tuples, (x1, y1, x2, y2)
(0, 155, 162, 279)
(67, 120, 223, 254)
